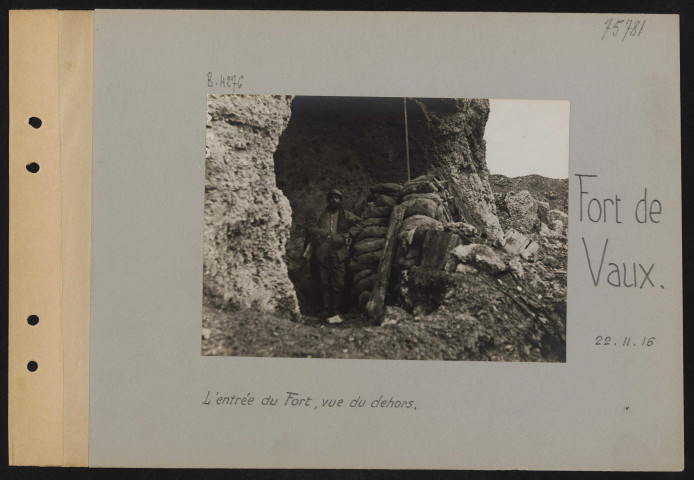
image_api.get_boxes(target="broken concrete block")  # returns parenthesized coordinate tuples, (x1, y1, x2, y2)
(501, 229, 541, 261)
(504, 190, 538, 232)
(327, 315, 344, 324)
(519, 241, 540, 261)
(450, 243, 507, 275)
(539, 222, 558, 238)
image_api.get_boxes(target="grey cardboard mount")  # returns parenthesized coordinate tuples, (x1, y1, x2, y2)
(90, 11, 682, 469)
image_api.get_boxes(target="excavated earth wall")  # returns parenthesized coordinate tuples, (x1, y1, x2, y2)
(204, 94, 299, 316)
(205, 95, 502, 317)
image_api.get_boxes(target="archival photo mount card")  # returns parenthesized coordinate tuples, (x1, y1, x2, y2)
(8, 10, 683, 470)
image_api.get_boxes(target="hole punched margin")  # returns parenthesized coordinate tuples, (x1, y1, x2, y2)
(28, 117, 42, 129)
(27, 361, 38, 372)
(26, 162, 40, 173)
(27, 315, 39, 326)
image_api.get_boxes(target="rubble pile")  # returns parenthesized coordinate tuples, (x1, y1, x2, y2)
(337, 173, 569, 362)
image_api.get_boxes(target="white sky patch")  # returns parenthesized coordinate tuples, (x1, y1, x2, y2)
(484, 99, 570, 179)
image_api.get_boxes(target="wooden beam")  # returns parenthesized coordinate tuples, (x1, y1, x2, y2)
(366, 204, 406, 321)
(420, 230, 461, 271)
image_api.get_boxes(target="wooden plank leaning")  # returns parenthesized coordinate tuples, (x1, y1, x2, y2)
(366, 204, 405, 321)
(420, 230, 461, 271)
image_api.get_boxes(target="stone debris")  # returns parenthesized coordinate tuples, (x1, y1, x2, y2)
(503, 190, 539, 233)
(202, 328, 212, 340)
(327, 315, 344, 324)
(508, 256, 524, 278)
(501, 229, 540, 261)
(539, 222, 559, 238)
(537, 201, 550, 224)
(455, 263, 478, 274)
(444, 222, 478, 238)
(381, 305, 412, 326)
(548, 209, 568, 232)
(551, 219, 565, 233)
(450, 243, 508, 275)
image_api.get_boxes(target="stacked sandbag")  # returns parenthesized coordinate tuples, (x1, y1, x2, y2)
(394, 176, 445, 268)
(349, 183, 402, 307)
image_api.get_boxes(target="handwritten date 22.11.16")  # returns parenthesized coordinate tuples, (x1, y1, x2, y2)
(602, 18, 645, 41)
(595, 336, 655, 347)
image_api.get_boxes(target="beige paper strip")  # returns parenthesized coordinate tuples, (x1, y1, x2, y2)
(59, 10, 93, 467)
(8, 10, 64, 466)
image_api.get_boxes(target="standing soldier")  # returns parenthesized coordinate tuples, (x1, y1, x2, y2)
(306, 189, 363, 317)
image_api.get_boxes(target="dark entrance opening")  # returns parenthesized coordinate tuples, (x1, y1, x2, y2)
(274, 96, 429, 314)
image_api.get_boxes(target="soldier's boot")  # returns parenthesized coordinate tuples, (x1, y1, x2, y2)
(331, 292, 342, 316)
(319, 291, 332, 318)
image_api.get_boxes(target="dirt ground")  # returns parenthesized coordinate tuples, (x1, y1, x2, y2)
(202, 263, 566, 362)
(202, 303, 450, 360)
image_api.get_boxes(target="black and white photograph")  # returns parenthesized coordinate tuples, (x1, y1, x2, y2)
(202, 95, 569, 362)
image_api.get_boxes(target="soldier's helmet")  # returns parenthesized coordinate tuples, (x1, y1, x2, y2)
(327, 188, 343, 199)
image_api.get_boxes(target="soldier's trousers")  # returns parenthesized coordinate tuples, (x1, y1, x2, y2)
(317, 251, 346, 308)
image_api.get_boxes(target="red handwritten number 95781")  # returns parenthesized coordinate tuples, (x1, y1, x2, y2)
(602, 18, 646, 41)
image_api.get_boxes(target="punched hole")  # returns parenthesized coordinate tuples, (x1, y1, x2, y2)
(27, 315, 39, 326)
(26, 162, 40, 173)
(27, 361, 38, 372)
(28, 117, 42, 129)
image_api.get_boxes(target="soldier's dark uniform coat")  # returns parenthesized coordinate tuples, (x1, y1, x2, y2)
(307, 196, 363, 314)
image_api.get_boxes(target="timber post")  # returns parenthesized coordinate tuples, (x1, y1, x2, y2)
(366, 204, 405, 321)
